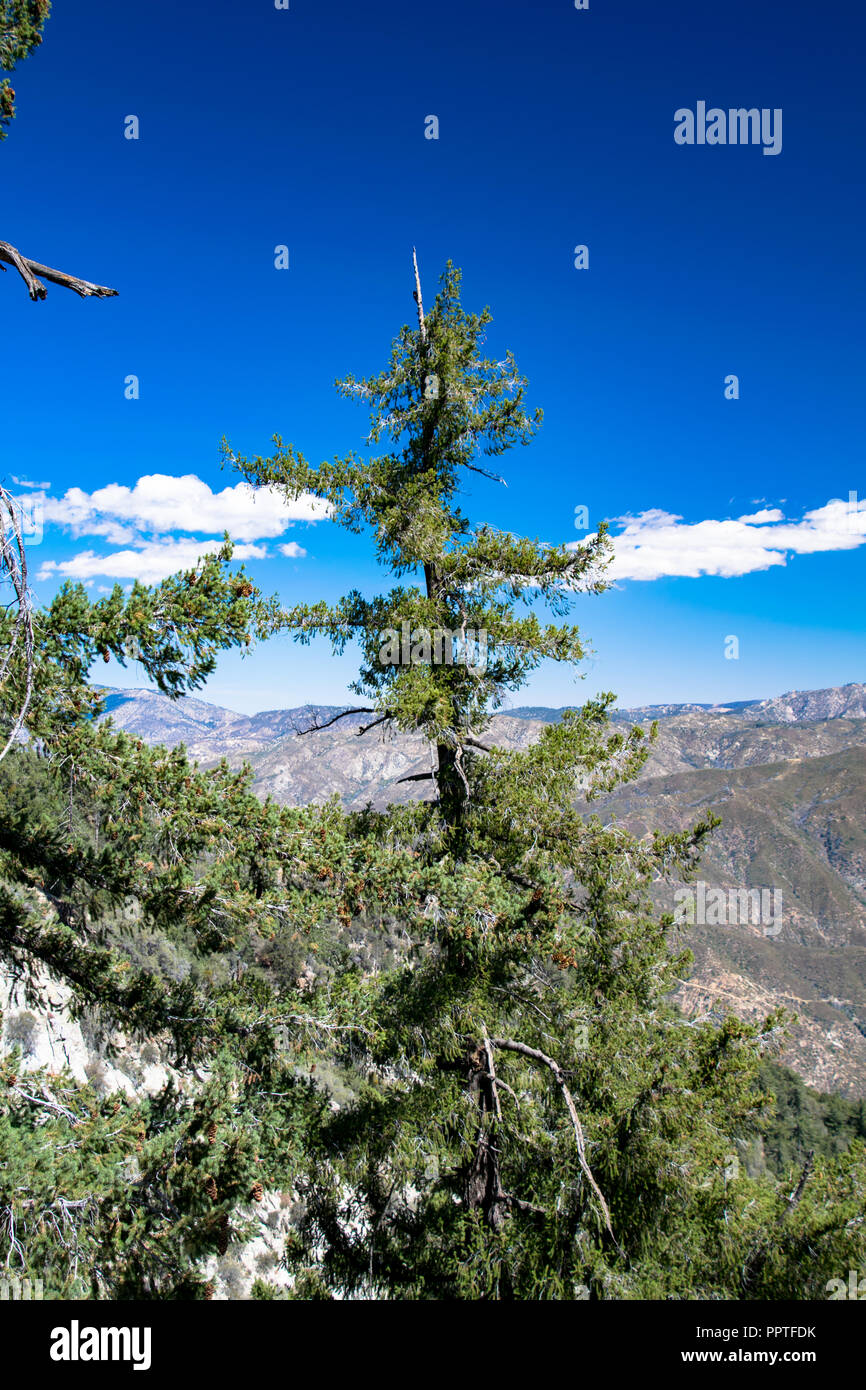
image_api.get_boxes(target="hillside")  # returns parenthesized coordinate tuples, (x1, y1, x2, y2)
(96, 682, 866, 1095)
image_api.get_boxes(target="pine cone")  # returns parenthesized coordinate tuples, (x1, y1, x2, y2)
(206, 1121, 217, 1145)
(204, 1282, 215, 1301)
(250, 1181, 263, 1203)
(204, 1175, 218, 1201)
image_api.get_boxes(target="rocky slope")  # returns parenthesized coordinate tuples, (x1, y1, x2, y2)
(0, 960, 300, 1300)
(92, 682, 866, 1095)
(584, 748, 866, 1095)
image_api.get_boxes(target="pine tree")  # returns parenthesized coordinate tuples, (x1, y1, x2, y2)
(1, 258, 863, 1300)
(227, 257, 866, 1300)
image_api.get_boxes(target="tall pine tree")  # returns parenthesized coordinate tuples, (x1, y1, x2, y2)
(226, 259, 866, 1299)
(1, 259, 863, 1299)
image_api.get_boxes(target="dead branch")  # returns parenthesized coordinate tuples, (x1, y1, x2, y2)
(0, 484, 34, 761)
(496, 1192, 546, 1216)
(295, 707, 375, 736)
(412, 247, 427, 348)
(460, 460, 507, 487)
(482, 1027, 502, 1122)
(0, 241, 118, 301)
(492, 1035, 617, 1244)
(357, 713, 392, 736)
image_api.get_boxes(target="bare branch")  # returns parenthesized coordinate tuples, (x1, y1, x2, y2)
(357, 713, 393, 736)
(296, 707, 376, 736)
(482, 1027, 502, 1122)
(0, 485, 34, 761)
(496, 1192, 545, 1217)
(492, 1036, 618, 1245)
(0, 241, 118, 301)
(412, 247, 427, 348)
(460, 460, 507, 487)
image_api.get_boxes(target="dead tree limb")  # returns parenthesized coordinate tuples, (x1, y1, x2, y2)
(461, 460, 507, 487)
(412, 246, 427, 349)
(295, 706, 375, 736)
(0, 241, 118, 301)
(0, 484, 34, 761)
(357, 713, 392, 736)
(482, 1028, 502, 1122)
(492, 1036, 618, 1245)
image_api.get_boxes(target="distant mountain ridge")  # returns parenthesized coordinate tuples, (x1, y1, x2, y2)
(99, 681, 866, 747)
(94, 681, 866, 1096)
(506, 682, 866, 725)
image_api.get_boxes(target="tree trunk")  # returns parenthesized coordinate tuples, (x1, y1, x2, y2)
(464, 1043, 505, 1229)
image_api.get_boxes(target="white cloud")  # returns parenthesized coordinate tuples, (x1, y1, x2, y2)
(41, 473, 328, 543)
(32, 472, 326, 587)
(10, 474, 50, 490)
(736, 508, 784, 524)
(37, 539, 268, 586)
(568, 497, 866, 581)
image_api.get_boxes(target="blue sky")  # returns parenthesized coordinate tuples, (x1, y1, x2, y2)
(2, 0, 864, 714)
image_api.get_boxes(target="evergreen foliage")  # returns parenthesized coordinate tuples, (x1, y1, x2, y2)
(1, 263, 864, 1299)
(224, 264, 866, 1299)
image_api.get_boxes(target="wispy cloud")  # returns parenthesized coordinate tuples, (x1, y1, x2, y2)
(569, 497, 866, 581)
(10, 474, 51, 490)
(37, 539, 268, 585)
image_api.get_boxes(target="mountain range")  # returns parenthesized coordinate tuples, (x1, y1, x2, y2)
(97, 682, 866, 1096)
